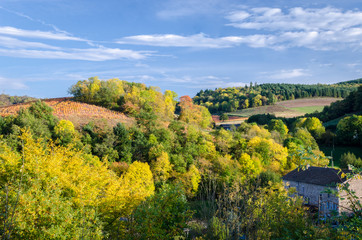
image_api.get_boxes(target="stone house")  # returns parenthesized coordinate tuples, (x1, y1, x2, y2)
(282, 166, 362, 217)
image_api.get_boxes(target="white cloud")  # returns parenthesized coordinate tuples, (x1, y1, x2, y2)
(225, 7, 362, 50)
(226, 7, 362, 31)
(0, 47, 147, 61)
(0, 26, 85, 41)
(118, 33, 280, 49)
(121, 73, 241, 89)
(0, 36, 60, 49)
(184, 78, 247, 89)
(346, 63, 361, 69)
(269, 69, 309, 79)
(0, 26, 149, 61)
(0, 76, 28, 90)
(118, 33, 236, 48)
(119, 7, 362, 50)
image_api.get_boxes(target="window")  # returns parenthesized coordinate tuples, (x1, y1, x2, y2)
(333, 203, 337, 210)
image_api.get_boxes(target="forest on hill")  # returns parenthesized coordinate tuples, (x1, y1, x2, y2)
(0, 77, 361, 239)
(307, 85, 362, 124)
(193, 80, 360, 114)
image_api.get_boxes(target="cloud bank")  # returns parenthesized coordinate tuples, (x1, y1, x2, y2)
(226, 7, 362, 50)
(0, 26, 148, 61)
(119, 7, 362, 50)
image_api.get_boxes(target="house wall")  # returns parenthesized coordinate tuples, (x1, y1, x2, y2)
(283, 180, 339, 216)
(338, 177, 362, 215)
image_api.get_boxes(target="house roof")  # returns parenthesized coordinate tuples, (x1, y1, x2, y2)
(282, 166, 351, 186)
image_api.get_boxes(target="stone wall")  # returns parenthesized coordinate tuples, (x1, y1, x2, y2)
(283, 180, 339, 216)
(338, 177, 362, 215)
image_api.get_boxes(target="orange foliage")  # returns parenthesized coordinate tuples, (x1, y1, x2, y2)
(0, 98, 131, 123)
(178, 95, 213, 128)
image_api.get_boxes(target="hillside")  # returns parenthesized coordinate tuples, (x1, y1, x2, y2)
(0, 98, 133, 126)
(335, 78, 362, 85)
(194, 81, 360, 114)
(306, 85, 362, 125)
(229, 97, 337, 118)
(214, 97, 339, 126)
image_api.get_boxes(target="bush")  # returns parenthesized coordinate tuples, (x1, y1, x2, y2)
(340, 152, 362, 169)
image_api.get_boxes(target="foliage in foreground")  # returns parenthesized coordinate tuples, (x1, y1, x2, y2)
(0, 130, 154, 239)
(125, 185, 192, 239)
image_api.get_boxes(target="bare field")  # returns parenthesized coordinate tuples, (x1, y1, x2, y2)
(220, 97, 341, 124)
(276, 97, 341, 108)
(229, 104, 301, 118)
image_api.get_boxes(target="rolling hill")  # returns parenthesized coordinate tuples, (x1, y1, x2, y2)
(0, 98, 134, 127)
(214, 97, 339, 125)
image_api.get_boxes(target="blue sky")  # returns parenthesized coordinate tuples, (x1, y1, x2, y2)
(0, 0, 362, 98)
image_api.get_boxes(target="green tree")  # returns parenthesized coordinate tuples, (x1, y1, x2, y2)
(11, 101, 58, 140)
(268, 119, 288, 137)
(336, 115, 362, 145)
(127, 185, 192, 240)
(113, 123, 133, 163)
(340, 152, 362, 169)
(219, 113, 229, 121)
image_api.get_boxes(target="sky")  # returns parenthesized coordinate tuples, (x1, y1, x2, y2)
(0, 0, 362, 98)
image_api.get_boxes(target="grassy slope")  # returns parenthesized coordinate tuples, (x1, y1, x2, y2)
(228, 104, 299, 118)
(286, 106, 324, 114)
(214, 97, 340, 126)
(228, 97, 340, 118)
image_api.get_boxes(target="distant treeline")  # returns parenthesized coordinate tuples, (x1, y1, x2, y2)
(193, 79, 361, 113)
(247, 86, 362, 147)
(0, 94, 36, 107)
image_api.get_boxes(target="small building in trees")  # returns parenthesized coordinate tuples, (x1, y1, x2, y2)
(217, 123, 241, 131)
(282, 166, 362, 217)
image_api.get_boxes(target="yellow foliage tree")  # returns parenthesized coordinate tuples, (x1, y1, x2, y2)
(151, 151, 172, 184)
(287, 146, 330, 170)
(247, 136, 288, 172)
(238, 153, 262, 177)
(164, 90, 178, 119)
(0, 130, 154, 238)
(247, 124, 271, 139)
(119, 161, 155, 212)
(54, 119, 77, 145)
(179, 96, 213, 129)
(179, 164, 201, 198)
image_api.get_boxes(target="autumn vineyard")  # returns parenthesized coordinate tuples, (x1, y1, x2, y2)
(0, 97, 133, 126)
